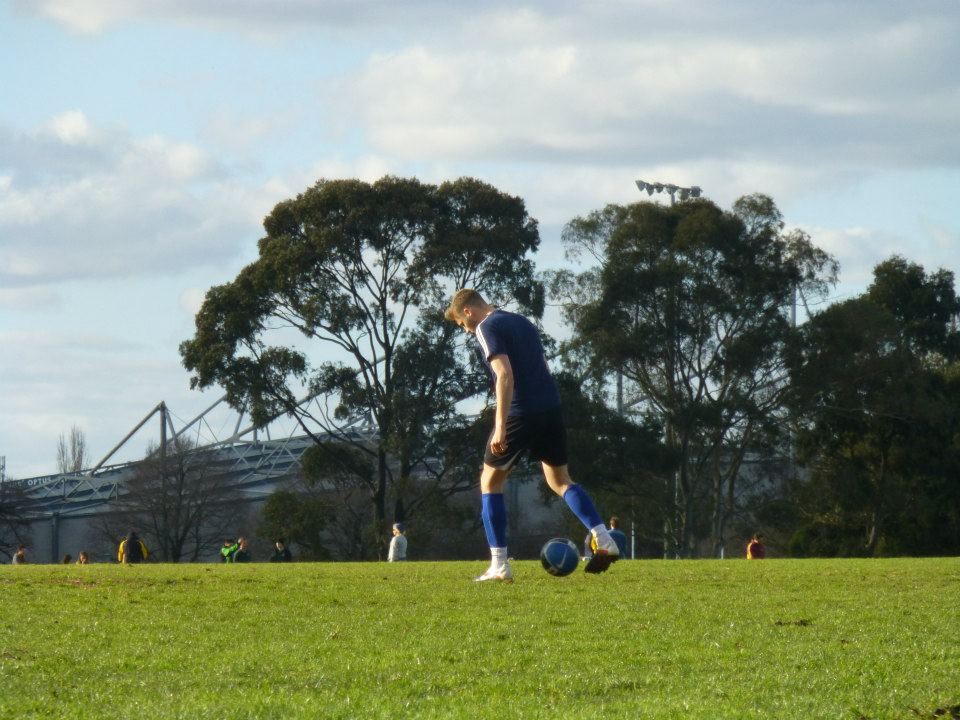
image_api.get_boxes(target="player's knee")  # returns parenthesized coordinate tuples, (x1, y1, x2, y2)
(542, 464, 572, 496)
(550, 480, 572, 497)
(481, 465, 509, 493)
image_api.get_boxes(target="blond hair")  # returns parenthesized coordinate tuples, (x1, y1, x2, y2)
(444, 288, 486, 322)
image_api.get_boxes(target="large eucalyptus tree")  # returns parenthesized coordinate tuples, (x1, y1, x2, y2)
(557, 195, 835, 556)
(180, 176, 542, 551)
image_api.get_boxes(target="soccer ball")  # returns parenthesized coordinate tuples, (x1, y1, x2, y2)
(540, 538, 580, 577)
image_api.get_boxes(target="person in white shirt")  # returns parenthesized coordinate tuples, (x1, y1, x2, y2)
(388, 522, 407, 562)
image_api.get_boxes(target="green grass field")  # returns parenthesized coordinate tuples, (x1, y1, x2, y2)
(1, 558, 958, 719)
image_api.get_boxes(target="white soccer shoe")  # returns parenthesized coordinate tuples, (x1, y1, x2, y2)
(585, 534, 620, 574)
(474, 562, 514, 583)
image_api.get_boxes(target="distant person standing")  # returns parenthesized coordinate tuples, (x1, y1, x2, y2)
(270, 539, 292, 563)
(221, 538, 240, 563)
(746, 533, 766, 560)
(608, 517, 628, 558)
(233, 538, 252, 563)
(118, 531, 149, 564)
(388, 523, 407, 562)
(12, 545, 27, 564)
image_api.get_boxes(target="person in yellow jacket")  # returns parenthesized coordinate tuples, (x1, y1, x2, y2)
(118, 530, 149, 564)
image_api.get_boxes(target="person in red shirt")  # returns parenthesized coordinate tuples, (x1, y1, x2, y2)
(746, 533, 766, 559)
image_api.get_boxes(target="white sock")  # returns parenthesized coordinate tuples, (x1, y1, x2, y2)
(590, 525, 617, 552)
(491, 547, 508, 567)
(590, 524, 611, 542)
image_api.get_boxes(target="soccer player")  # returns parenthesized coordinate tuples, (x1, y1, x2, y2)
(445, 288, 620, 581)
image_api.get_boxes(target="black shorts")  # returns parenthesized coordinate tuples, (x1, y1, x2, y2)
(483, 406, 568, 471)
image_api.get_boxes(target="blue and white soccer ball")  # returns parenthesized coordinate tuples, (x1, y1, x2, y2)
(540, 537, 580, 577)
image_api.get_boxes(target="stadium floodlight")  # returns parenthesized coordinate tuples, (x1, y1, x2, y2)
(636, 180, 655, 196)
(635, 178, 704, 206)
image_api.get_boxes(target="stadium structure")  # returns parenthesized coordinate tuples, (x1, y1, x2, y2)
(11, 395, 378, 562)
(9, 395, 567, 563)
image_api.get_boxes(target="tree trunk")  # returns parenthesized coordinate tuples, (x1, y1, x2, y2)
(709, 442, 724, 558)
(722, 463, 737, 557)
(375, 448, 388, 560)
(678, 433, 694, 558)
(710, 427, 751, 558)
(662, 416, 677, 558)
(865, 448, 887, 556)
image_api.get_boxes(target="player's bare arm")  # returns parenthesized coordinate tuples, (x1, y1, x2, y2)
(489, 354, 513, 455)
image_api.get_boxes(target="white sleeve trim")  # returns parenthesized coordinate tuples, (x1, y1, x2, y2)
(476, 323, 492, 360)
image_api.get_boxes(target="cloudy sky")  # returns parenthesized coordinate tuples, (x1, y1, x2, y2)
(2, 0, 958, 478)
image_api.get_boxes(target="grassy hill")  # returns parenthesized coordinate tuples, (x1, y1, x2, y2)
(1, 558, 957, 719)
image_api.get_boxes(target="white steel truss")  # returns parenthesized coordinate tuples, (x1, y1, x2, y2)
(15, 394, 378, 518)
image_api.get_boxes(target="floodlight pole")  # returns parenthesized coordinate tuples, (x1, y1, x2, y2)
(634, 178, 703, 559)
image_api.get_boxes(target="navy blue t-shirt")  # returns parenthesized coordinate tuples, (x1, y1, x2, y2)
(475, 309, 561, 416)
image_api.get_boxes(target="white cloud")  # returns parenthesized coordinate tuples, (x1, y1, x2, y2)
(0, 286, 60, 311)
(236, 155, 399, 209)
(329, 6, 960, 183)
(178, 287, 206, 317)
(45, 110, 93, 144)
(16, 0, 122, 33)
(308, 155, 396, 184)
(434, 157, 841, 231)
(19, 3, 960, 186)
(801, 225, 906, 292)
(927, 225, 959, 255)
(0, 327, 202, 476)
(15, 0, 504, 36)
(0, 113, 276, 287)
(201, 107, 303, 155)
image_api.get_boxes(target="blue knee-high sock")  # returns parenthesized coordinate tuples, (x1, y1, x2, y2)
(481, 493, 508, 548)
(563, 484, 604, 531)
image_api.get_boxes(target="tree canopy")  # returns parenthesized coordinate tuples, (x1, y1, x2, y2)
(181, 176, 542, 555)
(176, 174, 959, 560)
(788, 258, 960, 556)
(555, 195, 837, 557)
